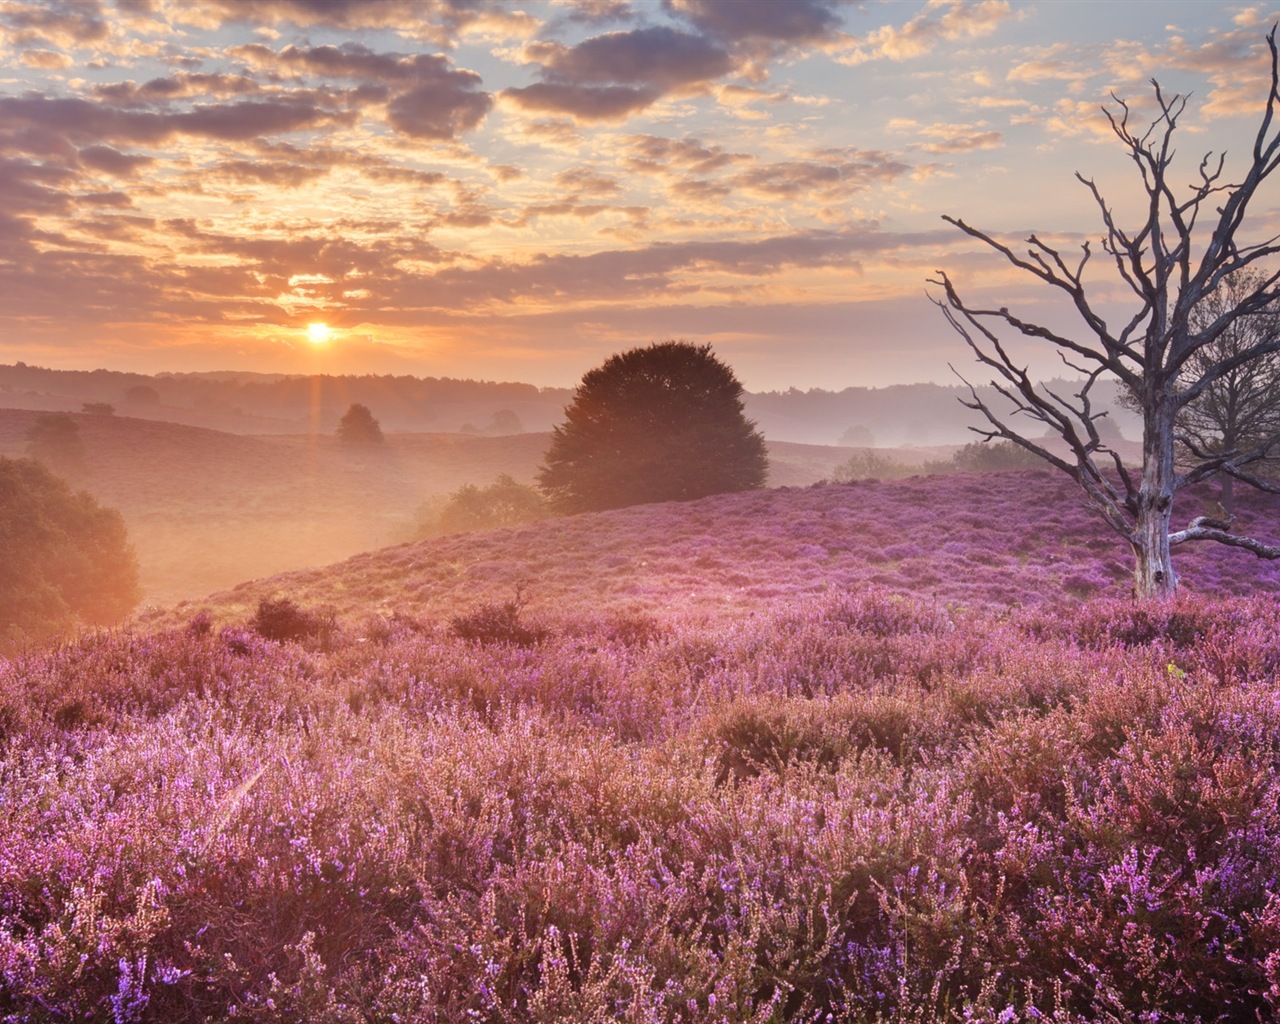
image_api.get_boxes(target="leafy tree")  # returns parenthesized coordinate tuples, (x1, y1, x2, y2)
(81, 402, 114, 416)
(25, 412, 84, 475)
(0, 457, 140, 652)
(437, 475, 548, 534)
(538, 341, 768, 513)
(336, 403, 384, 443)
(934, 30, 1280, 599)
(124, 383, 160, 405)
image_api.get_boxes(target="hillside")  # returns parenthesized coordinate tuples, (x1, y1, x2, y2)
(6, 473, 1280, 1020)
(0, 409, 860, 607)
(140, 469, 1280, 631)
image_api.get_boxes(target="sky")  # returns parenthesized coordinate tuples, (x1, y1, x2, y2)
(2, 0, 1279, 391)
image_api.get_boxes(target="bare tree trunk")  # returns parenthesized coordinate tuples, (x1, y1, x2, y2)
(1221, 473, 1236, 517)
(1133, 398, 1179, 599)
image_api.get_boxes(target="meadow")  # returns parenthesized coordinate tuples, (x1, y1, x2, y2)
(4, 470, 1280, 1021)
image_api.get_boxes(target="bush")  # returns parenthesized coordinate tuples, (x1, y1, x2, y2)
(0, 457, 139, 652)
(336, 403, 384, 443)
(538, 341, 767, 513)
(436, 475, 548, 535)
(831, 449, 915, 481)
(249, 597, 332, 644)
(450, 585, 546, 646)
(949, 439, 1044, 472)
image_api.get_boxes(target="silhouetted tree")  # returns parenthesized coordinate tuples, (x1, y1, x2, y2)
(934, 30, 1280, 599)
(0, 457, 140, 652)
(336, 403, 384, 443)
(25, 413, 84, 475)
(124, 384, 160, 405)
(538, 341, 767, 513)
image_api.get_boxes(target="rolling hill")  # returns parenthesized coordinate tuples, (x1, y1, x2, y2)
(0, 409, 874, 607)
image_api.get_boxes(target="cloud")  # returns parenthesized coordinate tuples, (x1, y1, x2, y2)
(386, 74, 493, 139)
(18, 49, 75, 69)
(212, 159, 330, 188)
(176, 0, 522, 49)
(539, 25, 734, 87)
(623, 134, 751, 175)
(891, 120, 1004, 153)
(1007, 57, 1093, 85)
(733, 150, 912, 199)
(94, 73, 264, 105)
(667, 0, 846, 46)
(0, 0, 110, 48)
(0, 94, 355, 146)
(839, 0, 1012, 65)
(78, 145, 155, 176)
(502, 81, 660, 122)
(503, 25, 735, 121)
(231, 42, 494, 139)
(554, 167, 623, 196)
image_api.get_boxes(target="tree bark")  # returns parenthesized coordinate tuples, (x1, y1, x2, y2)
(1133, 396, 1179, 599)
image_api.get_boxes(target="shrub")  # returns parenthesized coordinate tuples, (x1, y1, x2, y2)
(830, 449, 914, 481)
(249, 597, 331, 644)
(450, 585, 547, 646)
(436, 475, 548, 535)
(949, 439, 1044, 472)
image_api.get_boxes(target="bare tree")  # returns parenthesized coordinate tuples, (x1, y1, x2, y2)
(932, 29, 1280, 600)
(1175, 268, 1280, 513)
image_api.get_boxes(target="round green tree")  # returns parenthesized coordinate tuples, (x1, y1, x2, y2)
(0, 457, 141, 652)
(538, 341, 768, 513)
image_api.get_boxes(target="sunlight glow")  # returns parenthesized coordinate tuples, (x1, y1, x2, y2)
(307, 322, 332, 345)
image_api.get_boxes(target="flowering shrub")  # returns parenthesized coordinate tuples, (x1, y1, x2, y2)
(3, 583, 1280, 1021)
(142, 471, 1280, 637)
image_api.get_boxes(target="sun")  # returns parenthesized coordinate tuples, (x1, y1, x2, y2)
(307, 322, 331, 345)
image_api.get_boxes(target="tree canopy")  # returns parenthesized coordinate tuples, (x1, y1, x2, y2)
(336, 403, 384, 443)
(538, 341, 767, 513)
(0, 457, 140, 652)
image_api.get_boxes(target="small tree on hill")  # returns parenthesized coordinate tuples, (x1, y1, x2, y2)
(538, 341, 767, 513)
(337, 403, 384, 443)
(933, 30, 1280, 599)
(0, 457, 140, 652)
(25, 412, 84, 475)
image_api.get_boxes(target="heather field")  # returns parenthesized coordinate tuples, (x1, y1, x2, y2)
(4, 470, 1280, 1021)
(145, 469, 1280, 630)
